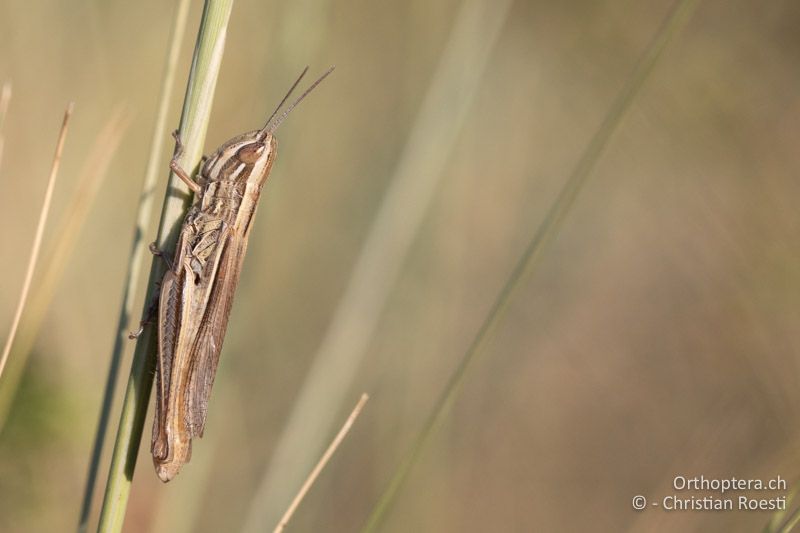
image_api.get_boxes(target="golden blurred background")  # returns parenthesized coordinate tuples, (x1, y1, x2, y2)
(1, 0, 799, 531)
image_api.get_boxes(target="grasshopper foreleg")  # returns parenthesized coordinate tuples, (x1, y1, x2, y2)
(170, 130, 202, 194)
(149, 241, 174, 271)
(128, 242, 174, 339)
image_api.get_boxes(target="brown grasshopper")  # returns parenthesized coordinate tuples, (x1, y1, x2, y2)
(150, 66, 333, 482)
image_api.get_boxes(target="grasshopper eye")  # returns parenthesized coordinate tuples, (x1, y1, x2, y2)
(237, 142, 266, 164)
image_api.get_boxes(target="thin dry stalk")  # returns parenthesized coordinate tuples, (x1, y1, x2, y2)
(0, 81, 11, 171)
(0, 105, 132, 430)
(0, 102, 73, 380)
(274, 393, 369, 533)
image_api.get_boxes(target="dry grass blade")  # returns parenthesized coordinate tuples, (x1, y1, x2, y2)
(241, 0, 513, 528)
(274, 394, 369, 533)
(0, 105, 132, 430)
(0, 81, 11, 172)
(77, 1, 192, 530)
(0, 102, 73, 381)
(362, 0, 699, 530)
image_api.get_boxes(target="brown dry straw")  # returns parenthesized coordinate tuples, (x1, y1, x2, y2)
(0, 102, 74, 381)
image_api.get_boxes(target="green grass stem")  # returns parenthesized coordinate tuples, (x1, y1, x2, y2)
(77, 1, 192, 531)
(95, 1, 234, 531)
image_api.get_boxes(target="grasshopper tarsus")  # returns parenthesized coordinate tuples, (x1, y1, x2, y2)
(171, 129, 184, 155)
(148, 241, 165, 258)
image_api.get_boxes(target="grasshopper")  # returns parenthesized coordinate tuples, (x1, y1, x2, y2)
(150, 66, 333, 482)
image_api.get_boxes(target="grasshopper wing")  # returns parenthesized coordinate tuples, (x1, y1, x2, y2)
(186, 233, 249, 437)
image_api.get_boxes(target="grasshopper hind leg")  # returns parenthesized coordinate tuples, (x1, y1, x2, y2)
(128, 292, 160, 339)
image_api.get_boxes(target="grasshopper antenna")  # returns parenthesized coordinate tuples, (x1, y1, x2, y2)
(260, 66, 335, 137)
(260, 66, 309, 136)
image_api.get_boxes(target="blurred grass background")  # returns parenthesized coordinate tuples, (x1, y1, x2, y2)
(1, 0, 799, 531)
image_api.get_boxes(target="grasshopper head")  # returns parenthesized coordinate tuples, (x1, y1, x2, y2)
(200, 66, 332, 189)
